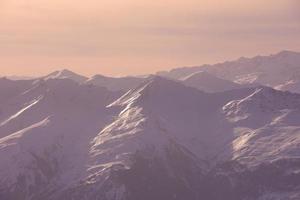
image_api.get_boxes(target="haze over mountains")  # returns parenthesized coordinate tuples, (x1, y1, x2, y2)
(4, 50, 298, 93)
(158, 50, 300, 93)
(0, 51, 300, 200)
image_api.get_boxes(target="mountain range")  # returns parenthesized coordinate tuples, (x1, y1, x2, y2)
(0, 50, 300, 200)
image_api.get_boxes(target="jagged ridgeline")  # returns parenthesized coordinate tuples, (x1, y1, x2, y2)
(0, 51, 300, 200)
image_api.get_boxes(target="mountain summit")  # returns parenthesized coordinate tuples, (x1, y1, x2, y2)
(44, 69, 88, 83)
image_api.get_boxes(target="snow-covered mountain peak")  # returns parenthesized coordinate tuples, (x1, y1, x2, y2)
(109, 75, 206, 109)
(104, 75, 229, 153)
(34, 77, 79, 88)
(28, 78, 83, 97)
(138, 75, 181, 91)
(54, 69, 78, 76)
(89, 75, 226, 189)
(44, 69, 88, 83)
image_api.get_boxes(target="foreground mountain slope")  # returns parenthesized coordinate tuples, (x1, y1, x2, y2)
(0, 79, 122, 200)
(0, 76, 299, 200)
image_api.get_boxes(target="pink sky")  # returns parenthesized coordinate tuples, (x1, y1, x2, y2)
(0, 0, 300, 77)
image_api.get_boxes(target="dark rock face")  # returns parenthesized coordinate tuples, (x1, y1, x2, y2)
(105, 153, 300, 200)
(114, 157, 300, 200)
(1, 146, 299, 200)
(197, 159, 300, 200)
(116, 149, 203, 200)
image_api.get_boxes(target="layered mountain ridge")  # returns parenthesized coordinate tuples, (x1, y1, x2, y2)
(0, 76, 299, 199)
(1, 51, 300, 200)
(158, 50, 300, 94)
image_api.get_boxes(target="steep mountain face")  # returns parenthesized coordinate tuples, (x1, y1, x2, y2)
(0, 76, 299, 200)
(0, 79, 121, 200)
(57, 76, 243, 200)
(219, 87, 300, 199)
(43, 69, 88, 83)
(181, 71, 243, 93)
(0, 78, 121, 137)
(158, 51, 300, 93)
(223, 87, 300, 164)
(92, 76, 232, 164)
(85, 74, 146, 91)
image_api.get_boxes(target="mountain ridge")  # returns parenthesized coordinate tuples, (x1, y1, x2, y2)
(0, 51, 300, 199)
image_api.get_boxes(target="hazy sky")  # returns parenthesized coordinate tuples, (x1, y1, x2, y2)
(0, 0, 300, 77)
